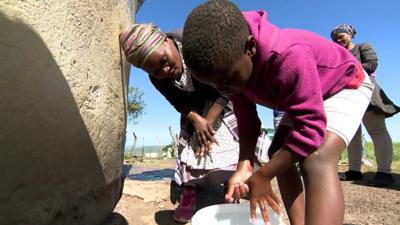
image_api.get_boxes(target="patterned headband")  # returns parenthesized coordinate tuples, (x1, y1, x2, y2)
(331, 24, 357, 40)
(120, 23, 166, 67)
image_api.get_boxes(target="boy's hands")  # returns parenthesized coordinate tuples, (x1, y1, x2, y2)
(225, 160, 282, 224)
(246, 170, 282, 223)
(225, 160, 253, 202)
(187, 111, 218, 156)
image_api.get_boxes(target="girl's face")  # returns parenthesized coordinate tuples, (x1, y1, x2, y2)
(332, 32, 352, 48)
(138, 38, 183, 80)
(192, 37, 255, 95)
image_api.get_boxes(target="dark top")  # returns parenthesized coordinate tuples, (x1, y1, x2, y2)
(148, 32, 228, 134)
(351, 43, 399, 117)
(150, 76, 227, 117)
(350, 43, 378, 75)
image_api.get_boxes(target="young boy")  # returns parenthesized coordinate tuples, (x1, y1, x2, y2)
(181, 1, 373, 225)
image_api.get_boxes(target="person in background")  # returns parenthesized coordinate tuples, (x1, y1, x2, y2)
(181, 1, 373, 224)
(331, 24, 399, 187)
(273, 110, 285, 129)
(119, 23, 270, 223)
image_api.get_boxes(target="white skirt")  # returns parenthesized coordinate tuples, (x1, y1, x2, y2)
(179, 122, 239, 170)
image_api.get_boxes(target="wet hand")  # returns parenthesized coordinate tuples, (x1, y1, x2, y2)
(225, 161, 253, 203)
(246, 170, 282, 224)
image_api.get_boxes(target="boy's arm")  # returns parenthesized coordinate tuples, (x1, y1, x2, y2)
(238, 133, 259, 166)
(229, 94, 261, 160)
(256, 147, 301, 179)
(225, 93, 261, 202)
(245, 146, 300, 220)
(224, 132, 258, 202)
(229, 93, 261, 165)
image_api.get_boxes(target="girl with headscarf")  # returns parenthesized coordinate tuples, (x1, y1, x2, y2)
(331, 24, 399, 187)
(120, 23, 270, 222)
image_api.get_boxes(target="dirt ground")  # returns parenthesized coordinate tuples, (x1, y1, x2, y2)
(103, 159, 400, 225)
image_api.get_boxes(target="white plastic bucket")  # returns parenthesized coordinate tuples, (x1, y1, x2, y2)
(191, 203, 286, 225)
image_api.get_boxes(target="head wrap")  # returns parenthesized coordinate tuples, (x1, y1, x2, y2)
(331, 24, 357, 40)
(120, 23, 166, 67)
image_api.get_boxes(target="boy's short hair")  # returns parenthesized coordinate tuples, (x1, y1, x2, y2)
(182, 0, 248, 73)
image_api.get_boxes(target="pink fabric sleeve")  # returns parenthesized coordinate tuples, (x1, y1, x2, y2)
(229, 93, 261, 136)
(274, 45, 327, 157)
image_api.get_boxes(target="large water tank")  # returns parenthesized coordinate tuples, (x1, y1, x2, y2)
(0, 1, 138, 224)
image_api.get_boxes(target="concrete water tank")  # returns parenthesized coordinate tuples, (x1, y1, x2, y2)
(0, 1, 140, 224)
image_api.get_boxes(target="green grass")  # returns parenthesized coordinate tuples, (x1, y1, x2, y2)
(339, 142, 400, 172)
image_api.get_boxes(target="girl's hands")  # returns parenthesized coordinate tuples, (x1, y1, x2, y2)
(188, 111, 218, 156)
(246, 170, 282, 224)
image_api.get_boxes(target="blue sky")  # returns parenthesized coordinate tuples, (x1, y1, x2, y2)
(126, 0, 400, 148)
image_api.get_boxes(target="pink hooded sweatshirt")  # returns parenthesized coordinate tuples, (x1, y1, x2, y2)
(230, 10, 363, 157)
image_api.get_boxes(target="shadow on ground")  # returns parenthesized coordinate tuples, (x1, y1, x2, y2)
(155, 210, 181, 225)
(127, 168, 175, 181)
(123, 164, 175, 181)
(350, 172, 400, 191)
(123, 163, 233, 224)
(102, 212, 128, 225)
